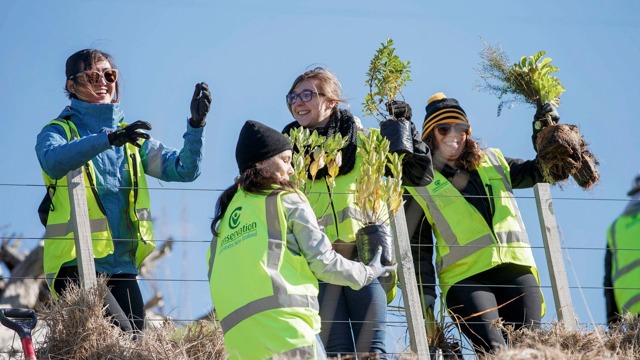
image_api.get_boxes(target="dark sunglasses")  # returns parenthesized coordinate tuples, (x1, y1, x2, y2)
(70, 69, 119, 85)
(286, 89, 324, 106)
(436, 123, 470, 136)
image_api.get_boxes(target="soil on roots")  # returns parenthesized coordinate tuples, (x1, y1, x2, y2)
(535, 124, 599, 189)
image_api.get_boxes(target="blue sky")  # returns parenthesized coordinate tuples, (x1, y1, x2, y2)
(1, 0, 639, 354)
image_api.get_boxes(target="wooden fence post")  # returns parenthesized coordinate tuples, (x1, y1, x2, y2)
(67, 168, 97, 289)
(533, 183, 577, 329)
(390, 205, 430, 358)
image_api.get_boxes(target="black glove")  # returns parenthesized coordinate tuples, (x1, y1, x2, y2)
(189, 82, 212, 128)
(386, 100, 412, 121)
(532, 102, 560, 151)
(382, 100, 414, 154)
(108, 120, 152, 148)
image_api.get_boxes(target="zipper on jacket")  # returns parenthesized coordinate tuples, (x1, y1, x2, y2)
(485, 183, 497, 236)
(84, 164, 108, 217)
(130, 152, 147, 245)
(326, 181, 340, 240)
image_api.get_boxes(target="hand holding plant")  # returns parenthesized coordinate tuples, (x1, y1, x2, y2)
(476, 43, 599, 189)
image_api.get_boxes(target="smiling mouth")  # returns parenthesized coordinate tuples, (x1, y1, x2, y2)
(297, 110, 310, 116)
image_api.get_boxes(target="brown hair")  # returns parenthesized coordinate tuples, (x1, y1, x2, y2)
(286, 67, 346, 115)
(64, 49, 120, 103)
(210, 163, 295, 236)
(424, 131, 484, 171)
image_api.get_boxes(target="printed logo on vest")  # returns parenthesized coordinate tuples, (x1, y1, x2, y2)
(229, 206, 242, 229)
(432, 179, 448, 193)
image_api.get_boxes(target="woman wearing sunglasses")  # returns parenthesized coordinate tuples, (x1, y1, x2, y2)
(403, 92, 555, 354)
(282, 67, 433, 358)
(208, 120, 396, 360)
(35, 48, 211, 337)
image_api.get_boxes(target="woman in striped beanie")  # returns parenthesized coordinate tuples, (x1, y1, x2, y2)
(404, 92, 552, 354)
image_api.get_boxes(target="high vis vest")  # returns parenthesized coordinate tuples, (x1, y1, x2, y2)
(207, 189, 320, 360)
(308, 129, 390, 244)
(607, 212, 640, 315)
(406, 148, 543, 314)
(42, 119, 155, 295)
(305, 129, 396, 303)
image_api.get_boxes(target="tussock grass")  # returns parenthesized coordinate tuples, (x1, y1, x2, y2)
(36, 279, 226, 360)
(33, 281, 640, 359)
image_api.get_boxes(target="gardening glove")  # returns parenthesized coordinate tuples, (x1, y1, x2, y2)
(108, 120, 152, 148)
(381, 100, 414, 154)
(423, 294, 436, 313)
(532, 102, 560, 152)
(189, 82, 212, 128)
(368, 246, 398, 278)
(386, 100, 412, 121)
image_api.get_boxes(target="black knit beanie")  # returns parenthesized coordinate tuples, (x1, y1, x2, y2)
(422, 92, 471, 140)
(236, 120, 292, 173)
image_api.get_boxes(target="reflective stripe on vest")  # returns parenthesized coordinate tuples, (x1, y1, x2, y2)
(208, 189, 319, 360)
(267, 345, 314, 360)
(42, 119, 155, 292)
(405, 148, 540, 303)
(607, 214, 640, 314)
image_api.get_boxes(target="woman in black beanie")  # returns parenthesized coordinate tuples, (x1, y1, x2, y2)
(404, 92, 557, 354)
(282, 67, 433, 358)
(207, 120, 396, 360)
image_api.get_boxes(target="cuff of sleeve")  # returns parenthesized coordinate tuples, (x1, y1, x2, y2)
(365, 265, 375, 285)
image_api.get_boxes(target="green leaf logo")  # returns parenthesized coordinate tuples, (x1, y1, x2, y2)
(229, 206, 242, 229)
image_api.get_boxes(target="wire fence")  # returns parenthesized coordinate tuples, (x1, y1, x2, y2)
(0, 182, 636, 359)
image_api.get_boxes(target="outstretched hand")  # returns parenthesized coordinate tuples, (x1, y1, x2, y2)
(108, 120, 152, 148)
(190, 82, 212, 128)
(368, 246, 397, 278)
(386, 100, 412, 121)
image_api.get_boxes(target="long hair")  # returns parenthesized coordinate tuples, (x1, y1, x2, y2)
(424, 131, 484, 171)
(64, 49, 120, 103)
(210, 165, 295, 236)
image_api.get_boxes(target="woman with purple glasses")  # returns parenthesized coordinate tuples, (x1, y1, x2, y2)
(403, 92, 559, 354)
(35, 48, 211, 337)
(282, 67, 433, 358)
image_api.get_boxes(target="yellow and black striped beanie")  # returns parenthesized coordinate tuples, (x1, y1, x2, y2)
(422, 92, 471, 140)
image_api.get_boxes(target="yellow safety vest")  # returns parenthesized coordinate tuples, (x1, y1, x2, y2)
(42, 119, 155, 295)
(305, 129, 396, 303)
(207, 188, 320, 360)
(406, 148, 543, 315)
(607, 212, 640, 315)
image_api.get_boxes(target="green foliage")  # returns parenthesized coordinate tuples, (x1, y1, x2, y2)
(476, 43, 565, 116)
(285, 127, 348, 195)
(363, 38, 412, 122)
(355, 130, 404, 225)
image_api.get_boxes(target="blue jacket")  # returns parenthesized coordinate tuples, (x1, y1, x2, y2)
(35, 99, 204, 274)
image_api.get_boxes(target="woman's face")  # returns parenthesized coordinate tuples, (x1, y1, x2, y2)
(261, 150, 294, 183)
(67, 60, 117, 104)
(433, 123, 469, 162)
(289, 79, 336, 129)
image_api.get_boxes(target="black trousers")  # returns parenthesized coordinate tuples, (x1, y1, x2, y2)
(54, 266, 145, 334)
(445, 263, 542, 353)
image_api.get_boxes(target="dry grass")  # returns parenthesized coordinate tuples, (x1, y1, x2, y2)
(31, 282, 640, 359)
(35, 279, 226, 360)
(480, 315, 640, 360)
